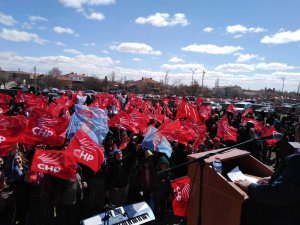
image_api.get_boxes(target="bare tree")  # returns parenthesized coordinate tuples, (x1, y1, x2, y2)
(109, 71, 116, 82)
(48, 67, 62, 76)
(164, 70, 169, 85)
(83, 77, 104, 91)
(39, 75, 63, 89)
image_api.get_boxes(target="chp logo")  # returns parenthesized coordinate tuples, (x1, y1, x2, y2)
(74, 137, 96, 162)
(0, 136, 6, 143)
(37, 153, 63, 173)
(175, 183, 190, 202)
(32, 127, 53, 138)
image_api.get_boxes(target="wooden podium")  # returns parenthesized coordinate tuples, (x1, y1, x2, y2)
(186, 149, 274, 225)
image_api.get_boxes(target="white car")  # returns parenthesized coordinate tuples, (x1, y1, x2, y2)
(235, 102, 252, 113)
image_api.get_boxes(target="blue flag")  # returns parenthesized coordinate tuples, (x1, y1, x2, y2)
(67, 104, 109, 145)
(142, 126, 172, 157)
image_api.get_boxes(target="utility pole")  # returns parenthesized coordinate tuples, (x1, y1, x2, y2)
(281, 77, 285, 93)
(201, 70, 206, 94)
(190, 68, 197, 85)
(297, 80, 300, 94)
(34, 66, 37, 89)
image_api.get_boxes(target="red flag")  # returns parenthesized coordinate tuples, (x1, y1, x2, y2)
(226, 104, 237, 114)
(216, 116, 237, 142)
(0, 115, 27, 145)
(119, 131, 130, 150)
(242, 108, 253, 117)
(23, 116, 61, 147)
(108, 110, 139, 133)
(158, 120, 197, 144)
(175, 98, 201, 122)
(31, 149, 77, 180)
(241, 117, 263, 132)
(261, 126, 279, 146)
(15, 91, 48, 108)
(199, 104, 212, 121)
(0, 144, 16, 157)
(48, 102, 63, 117)
(196, 97, 204, 107)
(0, 93, 12, 114)
(67, 130, 104, 172)
(171, 176, 190, 217)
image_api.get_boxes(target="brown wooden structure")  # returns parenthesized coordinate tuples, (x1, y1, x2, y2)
(187, 149, 273, 225)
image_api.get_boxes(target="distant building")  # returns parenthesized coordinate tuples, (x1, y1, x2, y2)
(0, 70, 35, 87)
(125, 77, 163, 93)
(212, 85, 243, 97)
(54, 72, 87, 88)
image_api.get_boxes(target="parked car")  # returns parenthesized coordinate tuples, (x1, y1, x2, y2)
(84, 90, 96, 95)
(255, 106, 275, 114)
(235, 102, 252, 113)
(47, 92, 59, 100)
(211, 103, 222, 111)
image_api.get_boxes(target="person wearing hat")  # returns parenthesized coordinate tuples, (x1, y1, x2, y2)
(237, 121, 262, 160)
(151, 156, 172, 224)
(106, 143, 141, 207)
(138, 150, 154, 204)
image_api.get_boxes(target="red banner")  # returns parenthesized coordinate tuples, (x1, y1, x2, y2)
(67, 129, 104, 172)
(216, 116, 237, 142)
(171, 176, 191, 217)
(0, 115, 27, 145)
(31, 149, 77, 180)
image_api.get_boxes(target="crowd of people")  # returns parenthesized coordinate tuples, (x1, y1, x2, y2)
(0, 88, 299, 225)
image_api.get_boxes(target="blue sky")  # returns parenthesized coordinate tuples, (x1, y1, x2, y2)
(0, 0, 300, 91)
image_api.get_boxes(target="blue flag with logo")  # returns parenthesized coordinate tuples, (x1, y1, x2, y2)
(67, 104, 109, 145)
(142, 126, 172, 157)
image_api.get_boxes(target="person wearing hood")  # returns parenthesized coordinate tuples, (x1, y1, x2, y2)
(151, 155, 172, 225)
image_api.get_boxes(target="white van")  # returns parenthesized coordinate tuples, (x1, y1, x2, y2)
(235, 102, 252, 113)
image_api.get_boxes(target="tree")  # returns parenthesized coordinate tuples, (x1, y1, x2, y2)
(83, 77, 103, 91)
(39, 75, 63, 89)
(109, 71, 116, 82)
(48, 67, 62, 76)
(0, 71, 10, 89)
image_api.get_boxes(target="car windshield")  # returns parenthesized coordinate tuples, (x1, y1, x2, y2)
(235, 104, 248, 108)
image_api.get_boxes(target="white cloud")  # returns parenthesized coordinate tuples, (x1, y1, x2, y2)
(256, 62, 294, 70)
(215, 63, 255, 73)
(59, 0, 115, 8)
(135, 13, 188, 27)
(56, 41, 65, 46)
(132, 58, 142, 62)
(161, 63, 204, 71)
(233, 34, 243, 39)
(102, 50, 109, 54)
(0, 51, 117, 74)
(203, 27, 214, 33)
(169, 57, 184, 63)
(181, 44, 243, 55)
(227, 24, 267, 34)
(29, 16, 48, 22)
(83, 42, 96, 46)
(261, 29, 300, 44)
(63, 49, 82, 54)
(0, 28, 47, 44)
(85, 12, 105, 21)
(0, 12, 17, 26)
(272, 71, 300, 78)
(54, 26, 74, 34)
(111, 42, 162, 55)
(235, 53, 259, 62)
